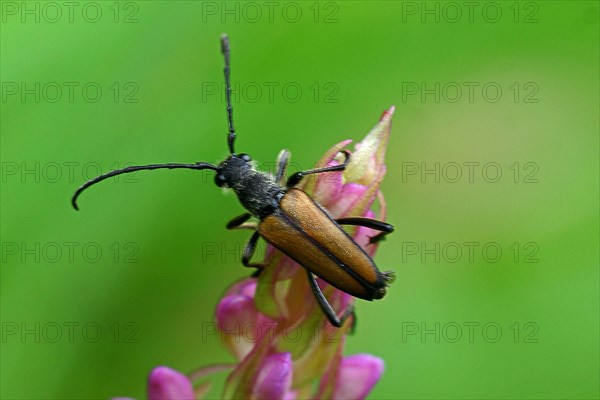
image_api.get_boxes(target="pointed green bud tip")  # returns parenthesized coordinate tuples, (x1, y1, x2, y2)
(344, 106, 395, 186)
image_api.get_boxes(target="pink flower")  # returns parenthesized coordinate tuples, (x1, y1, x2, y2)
(251, 353, 295, 400)
(215, 278, 275, 360)
(215, 107, 394, 399)
(147, 366, 195, 400)
(333, 355, 385, 400)
(115, 107, 394, 399)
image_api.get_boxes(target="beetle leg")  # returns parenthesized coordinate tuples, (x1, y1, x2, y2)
(306, 270, 354, 328)
(275, 149, 291, 186)
(335, 217, 394, 244)
(286, 150, 350, 188)
(241, 230, 268, 270)
(226, 214, 264, 270)
(226, 213, 257, 230)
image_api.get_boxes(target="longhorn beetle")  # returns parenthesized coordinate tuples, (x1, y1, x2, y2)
(72, 34, 395, 328)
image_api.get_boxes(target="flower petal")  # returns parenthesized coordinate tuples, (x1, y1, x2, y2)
(216, 294, 256, 329)
(252, 352, 294, 400)
(313, 158, 346, 208)
(301, 139, 353, 196)
(147, 366, 195, 400)
(224, 277, 257, 298)
(332, 354, 384, 400)
(328, 182, 369, 217)
(216, 288, 268, 360)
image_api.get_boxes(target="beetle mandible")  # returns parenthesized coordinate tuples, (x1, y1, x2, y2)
(72, 34, 395, 328)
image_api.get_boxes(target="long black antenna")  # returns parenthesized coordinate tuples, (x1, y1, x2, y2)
(71, 162, 217, 210)
(221, 34, 235, 154)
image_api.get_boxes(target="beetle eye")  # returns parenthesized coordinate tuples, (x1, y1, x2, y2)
(239, 153, 252, 162)
(214, 174, 227, 187)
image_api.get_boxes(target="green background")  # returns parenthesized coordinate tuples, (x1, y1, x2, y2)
(1, 1, 598, 399)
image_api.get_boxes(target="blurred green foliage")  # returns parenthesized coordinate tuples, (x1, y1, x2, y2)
(1, 1, 598, 399)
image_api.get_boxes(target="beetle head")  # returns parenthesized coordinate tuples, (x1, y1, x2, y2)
(214, 153, 252, 188)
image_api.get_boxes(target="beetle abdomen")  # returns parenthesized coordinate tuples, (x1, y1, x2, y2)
(259, 188, 389, 300)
